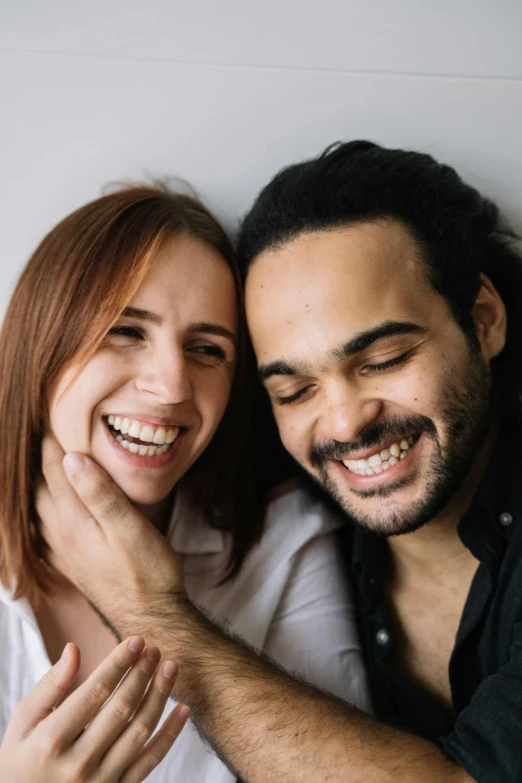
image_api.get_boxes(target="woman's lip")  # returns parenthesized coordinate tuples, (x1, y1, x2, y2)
(334, 434, 422, 484)
(103, 419, 184, 468)
(102, 413, 187, 429)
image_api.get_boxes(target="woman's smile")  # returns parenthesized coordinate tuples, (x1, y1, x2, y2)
(103, 413, 185, 467)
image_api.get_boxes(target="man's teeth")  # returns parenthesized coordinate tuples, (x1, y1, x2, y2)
(107, 415, 179, 455)
(342, 436, 414, 476)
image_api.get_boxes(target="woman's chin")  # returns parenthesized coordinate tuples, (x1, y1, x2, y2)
(103, 471, 177, 513)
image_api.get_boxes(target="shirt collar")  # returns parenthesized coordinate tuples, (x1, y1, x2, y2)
(0, 485, 227, 613)
(0, 582, 40, 628)
(166, 483, 227, 555)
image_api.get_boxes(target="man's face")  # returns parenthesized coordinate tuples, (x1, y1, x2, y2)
(245, 220, 495, 536)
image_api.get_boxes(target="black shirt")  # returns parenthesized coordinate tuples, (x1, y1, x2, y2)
(345, 437, 522, 783)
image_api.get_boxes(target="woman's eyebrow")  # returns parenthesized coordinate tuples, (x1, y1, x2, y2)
(120, 310, 236, 346)
(121, 306, 163, 325)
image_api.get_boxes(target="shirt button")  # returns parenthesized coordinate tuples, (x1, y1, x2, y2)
(376, 628, 390, 645)
(500, 512, 513, 526)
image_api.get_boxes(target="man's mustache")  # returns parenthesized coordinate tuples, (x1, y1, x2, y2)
(310, 414, 437, 467)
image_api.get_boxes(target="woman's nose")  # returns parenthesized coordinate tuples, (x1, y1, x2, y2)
(135, 350, 192, 403)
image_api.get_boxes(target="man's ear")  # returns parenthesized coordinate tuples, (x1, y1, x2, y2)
(472, 274, 507, 359)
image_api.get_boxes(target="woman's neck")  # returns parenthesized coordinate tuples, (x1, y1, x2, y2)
(135, 491, 176, 535)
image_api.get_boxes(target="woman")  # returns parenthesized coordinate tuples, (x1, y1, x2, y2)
(0, 185, 371, 781)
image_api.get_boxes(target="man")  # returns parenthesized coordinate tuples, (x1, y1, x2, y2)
(41, 141, 522, 782)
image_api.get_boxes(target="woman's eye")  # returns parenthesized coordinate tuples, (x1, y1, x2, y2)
(188, 344, 227, 361)
(107, 325, 145, 340)
(364, 351, 410, 373)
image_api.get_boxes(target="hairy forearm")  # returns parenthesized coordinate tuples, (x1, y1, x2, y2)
(116, 595, 471, 783)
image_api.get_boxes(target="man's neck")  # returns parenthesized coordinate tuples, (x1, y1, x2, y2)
(386, 425, 498, 584)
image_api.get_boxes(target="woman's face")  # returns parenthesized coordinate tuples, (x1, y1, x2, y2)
(49, 234, 238, 511)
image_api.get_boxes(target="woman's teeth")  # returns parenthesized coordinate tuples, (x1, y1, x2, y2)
(107, 415, 179, 457)
(342, 436, 415, 477)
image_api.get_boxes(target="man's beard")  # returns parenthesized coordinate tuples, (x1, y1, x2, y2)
(309, 349, 493, 537)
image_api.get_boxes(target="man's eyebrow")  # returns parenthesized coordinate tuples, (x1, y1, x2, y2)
(333, 320, 427, 359)
(258, 321, 426, 383)
(188, 322, 237, 346)
(121, 306, 163, 325)
(258, 360, 310, 383)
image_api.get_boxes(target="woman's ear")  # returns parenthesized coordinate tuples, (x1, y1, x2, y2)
(472, 274, 507, 360)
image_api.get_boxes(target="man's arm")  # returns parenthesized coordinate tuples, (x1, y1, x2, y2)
(139, 595, 471, 783)
(39, 441, 473, 783)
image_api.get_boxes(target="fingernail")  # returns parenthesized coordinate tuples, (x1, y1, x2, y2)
(146, 646, 161, 663)
(162, 660, 178, 680)
(63, 452, 87, 477)
(178, 705, 190, 723)
(128, 636, 145, 654)
(60, 642, 73, 666)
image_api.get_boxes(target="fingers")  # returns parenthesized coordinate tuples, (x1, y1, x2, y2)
(7, 643, 80, 741)
(73, 646, 165, 762)
(119, 703, 191, 783)
(34, 480, 73, 576)
(100, 659, 184, 779)
(40, 436, 96, 539)
(43, 636, 146, 748)
(62, 450, 139, 533)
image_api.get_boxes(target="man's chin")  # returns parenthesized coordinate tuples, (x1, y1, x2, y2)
(346, 509, 432, 538)
(320, 476, 433, 537)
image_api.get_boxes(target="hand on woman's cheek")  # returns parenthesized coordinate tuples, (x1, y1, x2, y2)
(39, 436, 185, 639)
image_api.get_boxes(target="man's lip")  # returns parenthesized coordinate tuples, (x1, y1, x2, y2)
(102, 413, 187, 429)
(328, 431, 420, 463)
(333, 434, 422, 484)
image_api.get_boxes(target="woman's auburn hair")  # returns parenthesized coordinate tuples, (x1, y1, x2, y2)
(0, 184, 263, 602)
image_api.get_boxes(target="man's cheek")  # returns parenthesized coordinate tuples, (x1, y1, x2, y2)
(278, 419, 308, 464)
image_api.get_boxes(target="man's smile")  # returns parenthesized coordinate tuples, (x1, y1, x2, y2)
(328, 433, 426, 493)
(340, 433, 418, 477)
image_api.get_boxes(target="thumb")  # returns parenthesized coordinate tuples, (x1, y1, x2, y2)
(8, 643, 80, 740)
(63, 452, 140, 533)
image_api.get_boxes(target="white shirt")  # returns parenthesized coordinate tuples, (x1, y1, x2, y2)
(0, 484, 371, 781)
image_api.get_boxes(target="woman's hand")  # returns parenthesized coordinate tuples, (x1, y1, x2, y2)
(0, 636, 189, 783)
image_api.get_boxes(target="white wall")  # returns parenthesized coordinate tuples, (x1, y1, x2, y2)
(1, 0, 522, 316)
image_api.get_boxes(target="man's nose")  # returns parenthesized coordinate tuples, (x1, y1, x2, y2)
(135, 349, 192, 403)
(320, 381, 382, 444)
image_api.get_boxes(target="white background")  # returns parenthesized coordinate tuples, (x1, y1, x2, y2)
(1, 0, 522, 316)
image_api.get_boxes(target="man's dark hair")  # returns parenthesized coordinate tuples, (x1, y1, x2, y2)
(237, 140, 522, 422)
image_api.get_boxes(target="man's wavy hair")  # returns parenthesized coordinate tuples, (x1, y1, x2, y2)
(237, 140, 522, 423)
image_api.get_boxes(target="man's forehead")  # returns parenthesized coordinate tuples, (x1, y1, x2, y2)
(246, 220, 424, 298)
(245, 221, 440, 368)
(245, 221, 428, 322)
